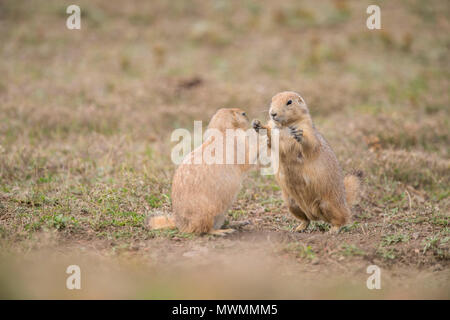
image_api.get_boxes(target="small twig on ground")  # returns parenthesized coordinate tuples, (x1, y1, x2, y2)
(405, 189, 412, 214)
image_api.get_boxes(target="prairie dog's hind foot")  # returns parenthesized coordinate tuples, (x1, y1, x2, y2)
(208, 228, 236, 237)
(228, 220, 251, 229)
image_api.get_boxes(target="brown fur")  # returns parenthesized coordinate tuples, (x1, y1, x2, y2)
(344, 175, 361, 206)
(148, 108, 252, 235)
(253, 91, 361, 233)
(147, 215, 176, 230)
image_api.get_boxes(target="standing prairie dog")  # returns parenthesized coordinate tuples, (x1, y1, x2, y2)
(148, 108, 253, 236)
(252, 91, 361, 233)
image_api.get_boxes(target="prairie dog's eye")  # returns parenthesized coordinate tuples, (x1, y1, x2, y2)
(286, 100, 293, 106)
(241, 112, 247, 117)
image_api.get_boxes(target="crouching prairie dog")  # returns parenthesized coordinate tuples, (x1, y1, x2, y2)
(148, 108, 254, 236)
(252, 91, 361, 233)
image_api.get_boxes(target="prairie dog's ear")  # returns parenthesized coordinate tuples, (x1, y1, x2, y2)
(297, 94, 306, 105)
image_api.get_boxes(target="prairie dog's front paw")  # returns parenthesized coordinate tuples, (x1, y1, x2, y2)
(289, 126, 303, 143)
(328, 226, 342, 234)
(252, 119, 262, 133)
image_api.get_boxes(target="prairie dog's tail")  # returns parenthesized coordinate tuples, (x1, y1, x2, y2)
(147, 215, 176, 230)
(344, 171, 363, 206)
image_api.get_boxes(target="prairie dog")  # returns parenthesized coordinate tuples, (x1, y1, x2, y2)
(148, 108, 252, 236)
(252, 91, 361, 233)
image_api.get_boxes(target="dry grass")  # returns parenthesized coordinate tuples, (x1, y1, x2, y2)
(0, 0, 449, 299)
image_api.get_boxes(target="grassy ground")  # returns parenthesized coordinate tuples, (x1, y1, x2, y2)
(0, 0, 449, 299)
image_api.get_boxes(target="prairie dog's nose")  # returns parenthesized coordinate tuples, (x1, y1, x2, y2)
(270, 112, 277, 118)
